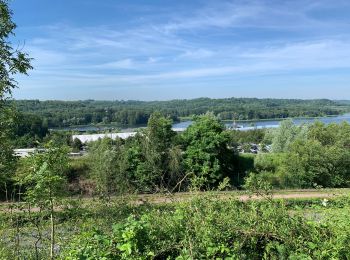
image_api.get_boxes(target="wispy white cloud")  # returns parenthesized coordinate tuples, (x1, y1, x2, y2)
(239, 40, 350, 68)
(178, 49, 215, 59)
(160, 2, 263, 32)
(147, 57, 162, 63)
(155, 0, 336, 33)
(14, 0, 350, 99)
(27, 46, 68, 67)
(95, 59, 134, 69)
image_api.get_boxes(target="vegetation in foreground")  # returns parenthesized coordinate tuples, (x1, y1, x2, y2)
(1, 191, 350, 259)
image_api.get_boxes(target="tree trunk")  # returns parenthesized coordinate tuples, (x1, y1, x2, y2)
(15, 216, 20, 258)
(50, 200, 55, 260)
(4, 182, 8, 202)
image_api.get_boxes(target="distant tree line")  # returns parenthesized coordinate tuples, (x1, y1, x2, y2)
(11, 98, 348, 128)
(10, 112, 49, 148)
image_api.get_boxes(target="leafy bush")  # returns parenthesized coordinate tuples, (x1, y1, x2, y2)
(62, 194, 350, 259)
(182, 113, 235, 189)
(251, 122, 350, 189)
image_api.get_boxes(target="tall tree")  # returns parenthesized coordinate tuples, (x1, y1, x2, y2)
(0, 0, 32, 198)
(269, 120, 308, 153)
(182, 113, 234, 189)
(140, 112, 179, 191)
(88, 138, 122, 197)
(0, 0, 32, 99)
(116, 112, 183, 193)
(0, 106, 16, 199)
(123, 112, 182, 192)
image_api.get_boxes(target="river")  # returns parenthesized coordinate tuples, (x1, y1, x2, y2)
(54, 114, 350, 132)
(173, 113, 350, 131)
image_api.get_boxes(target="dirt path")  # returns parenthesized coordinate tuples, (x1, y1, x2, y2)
(1, 189, 347, 213)
(145, 190, 340, 204)
(238, 192, 335, 201)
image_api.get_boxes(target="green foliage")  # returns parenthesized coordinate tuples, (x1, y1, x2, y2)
(138, 112, 183, 192)
(254, 153, 285, 173)
(67, 157, 89, 180)
(11, 111, 49, 148)
(71, 137, 83, 152)
(82, 117, 350, 192)
(87, 113, 184, 194)
(0, 0, 32, 199)
(17, 144, 69, 205)
(64, 215, 153, 259)
(285, 140, 350, 188)
(12, 98, 346, 128)
(44, 131, 72, 147)
(14, 144, 69, 259)
(284, 122, 350, 188)
(249, 153, 293, 188)
(88, 138, 125, 197)
(0, 106, 17, 199)
(182, 113, 235, 189)
(0, 0, 32, 99)
(227, 128, 266, 147)
(65, 157, 91, 195)
(232, 154, 255, 187)
(119, 138, 146, 192)
(250, 121, 350, 189)
(62, 195, 350, 259)
(268, 119, 308, 153)
(243, 172, 273, 195)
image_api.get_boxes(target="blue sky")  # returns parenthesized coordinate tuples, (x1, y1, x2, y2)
(10, 0, 350, 100)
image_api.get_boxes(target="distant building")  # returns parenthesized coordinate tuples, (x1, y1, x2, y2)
(72, 127, 186, 144)
(14, 148, 46, 158)
(172, 127, 186, 132)
(72, 132, 137, 144)
(69, 151, 87, 158)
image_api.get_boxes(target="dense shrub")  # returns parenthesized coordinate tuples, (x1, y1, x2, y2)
(250, 122, 350, 189)
(182, 113, 236, 189)
(62, 195, 350, 259)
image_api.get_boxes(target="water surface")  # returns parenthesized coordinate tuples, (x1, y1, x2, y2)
(173, 114, 350, 131)
(54, 114, 350, 132)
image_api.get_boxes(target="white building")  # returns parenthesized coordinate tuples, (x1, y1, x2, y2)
(72, 132, 137, 144)
(72, 127, 186, 144)
(14, 148, 46, 158)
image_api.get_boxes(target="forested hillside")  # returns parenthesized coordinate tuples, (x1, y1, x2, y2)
(335, 100, 350, 105)
(13, 98, 348, 127)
